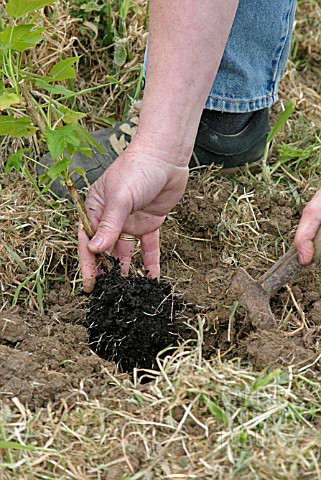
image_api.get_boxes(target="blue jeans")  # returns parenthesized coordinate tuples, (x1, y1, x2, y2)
(144, 0, 297, 113)
(208, 0, 297, 112)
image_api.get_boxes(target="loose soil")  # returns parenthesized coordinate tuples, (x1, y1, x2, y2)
(1, 172, 321, 409)
(86, 262, 189, 372)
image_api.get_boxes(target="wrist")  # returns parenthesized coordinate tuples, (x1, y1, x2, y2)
(135, 95, 203, 167)
(130, 127, 193, 168)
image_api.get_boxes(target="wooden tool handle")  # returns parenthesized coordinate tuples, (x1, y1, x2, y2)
(260, 226, 321, 296)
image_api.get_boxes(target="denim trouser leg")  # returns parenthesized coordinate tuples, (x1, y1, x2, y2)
(143, 0, 296, 113)
(207, 0, 297, 112)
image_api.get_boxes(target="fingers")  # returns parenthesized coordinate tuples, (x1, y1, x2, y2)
(81, 186, 136, 283)
(113, 236, 136, 276)
(86, 198, 131, 255)
(78, 224, 99, 293)
(295, 189, 321, 264)
(141, 230, 160, 279)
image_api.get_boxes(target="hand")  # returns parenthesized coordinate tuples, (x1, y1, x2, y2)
(295, 188, 321, 264)
(77, 0, 238, 293)
(78, 137, 189, 292)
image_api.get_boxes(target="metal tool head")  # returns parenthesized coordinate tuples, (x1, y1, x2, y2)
(231, 226, 321, 331)
(231, 267, 276, 330)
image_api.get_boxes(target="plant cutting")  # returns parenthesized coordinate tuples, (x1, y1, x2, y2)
(0, 0, 108, 197)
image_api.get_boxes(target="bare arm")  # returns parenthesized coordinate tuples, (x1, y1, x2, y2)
(80, 0, 239, 292)
(137, 0, 239, 164)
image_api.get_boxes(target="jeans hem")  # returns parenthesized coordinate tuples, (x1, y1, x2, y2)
(205, 93, 279, 113)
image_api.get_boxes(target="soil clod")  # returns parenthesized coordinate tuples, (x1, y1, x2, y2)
(86, 262, 185, 372)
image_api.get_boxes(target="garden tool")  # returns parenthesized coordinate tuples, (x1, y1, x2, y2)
(231, 226, 321, 330)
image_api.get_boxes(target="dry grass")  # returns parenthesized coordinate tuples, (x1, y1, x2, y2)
(0, 173, 79, 313)
(0, 332, 321, 479)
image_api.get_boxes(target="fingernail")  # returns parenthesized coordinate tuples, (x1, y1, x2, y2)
(89, 236, 103, 248)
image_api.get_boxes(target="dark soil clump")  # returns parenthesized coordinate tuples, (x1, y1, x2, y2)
(86, 262, 185, 372)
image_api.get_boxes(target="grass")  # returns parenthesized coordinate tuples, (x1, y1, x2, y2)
(62, 0, 148, 123)
(0, 334, 321, 478)
(0, 176, 79, 311)
(1, 0, 321, 478)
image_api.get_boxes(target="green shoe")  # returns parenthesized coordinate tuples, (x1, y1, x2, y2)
(38, 109, 270, 197)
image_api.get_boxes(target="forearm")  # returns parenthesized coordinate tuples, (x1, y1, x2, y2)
(136, 0, 239, 165)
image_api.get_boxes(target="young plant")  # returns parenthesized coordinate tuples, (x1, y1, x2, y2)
(0, 0, 106, 193)
(0, 0, 114, 309)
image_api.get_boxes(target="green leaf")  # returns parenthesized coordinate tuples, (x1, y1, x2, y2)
(77, 146, 92, 157)
(0, 440, 38, 451)
(4, 149, 28, 173)
(65, 143, 79, 157)
(5, 0, 54, 19)
(0, 440, 56, 453)
(38, 157, 71, 184)
(201, 395, 228, 423)
(267, 100, 296, 143)
(75, 124, 106, 155)
(113, 39, 127, 67)
(49, 57, 80, 82)
(80, 2, 104, 13)
(0, 237, 28, 272)
(0, 25, 46, 53)
(253, 369, 282, 391)
(73, 167, 86, 177)
(207, 401, 228, 423)
(59, 359, 75, 366)
(262, 100, 296, 182)
(0, 116, 37, 138)
(134, 393, 145, 406)
(58, 105, 86, 125)
(119, 0, 131, 19)
(36, 275, 44, 314)
(0, 91, 21, 111)
(46, 125, 80, 160)
(35, 81, 74, 98)
(23, 165, 42, 194)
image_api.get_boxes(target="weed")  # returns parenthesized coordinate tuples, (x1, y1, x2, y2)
(262, 100, 296, 182)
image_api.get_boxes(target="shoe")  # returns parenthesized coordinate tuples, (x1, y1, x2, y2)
(190, 107, 271, 173)
(38, 109, 270, 197)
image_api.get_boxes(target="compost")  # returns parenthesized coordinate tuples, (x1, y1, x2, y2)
(86, 261, 184, 372)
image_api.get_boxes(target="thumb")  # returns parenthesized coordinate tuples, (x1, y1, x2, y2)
(295, 206, 320, 265)
(88, 203, 131, 254)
